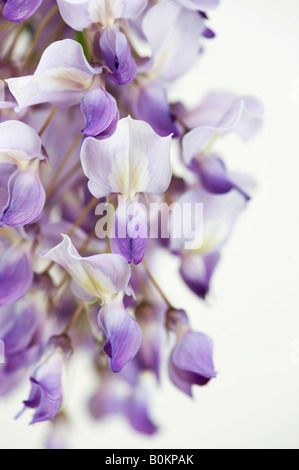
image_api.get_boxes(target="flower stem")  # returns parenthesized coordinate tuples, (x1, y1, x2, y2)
(39, 106, 58, 137)
(62, 301, 86, 335)
(67, 197, 98, 238)
(46, 134, 82, 201)
(142, 258, 174, 309)
(18, 4, 59, 76)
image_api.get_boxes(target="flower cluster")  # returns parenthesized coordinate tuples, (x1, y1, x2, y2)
(0, 0, 263, 447)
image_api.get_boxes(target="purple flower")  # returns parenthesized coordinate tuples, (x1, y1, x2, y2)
(42, 234, 132, 303)
(100, 27, 137, 86)
(81, 88, 119, 139)
(169, 330, 216, 397)
(141, 1, 205, 81)
(174, 0, 220, 11)
(19, 336, 72, 425)
(0, 243, 33, 306)
(170, 187, 247, 299)
(99, 303, 142, 373)
(190, 155, 251, 200)
(0, 121, 45, 228)
(110, 200, 148, 265)
(0, 297, 44, 396)
(182, 94, 264, 165)
(6, 39, 102, 110)
(81, 117, 172, 200)
(133, 82, 179, 137)
(57, 0, 148, 31)
(167, 309, 216, 396)
(2, 0, 43, 22)
(89, 376, 157, 435)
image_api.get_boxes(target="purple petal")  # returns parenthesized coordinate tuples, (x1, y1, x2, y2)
(81, 117, 172, 199)
(125, 389, 158, 435)
(3, 0, 43, 22)
(174, 0, 219, 11)
(81, 88, 119, 139)
(133, 83, 179, 137)
(56, 0, 92, 31)
(42, 235, 132, 301)
(0, 245, 33, 306)
(174, 331, 216, 378)
(183, 96, 264, 165)
(169, 331, 216, 396)
(0, 120, 43, 167)
(192, 155, 250, 200)
(99, 304, 142, 373)
(180, 252, 220, 299)
(169, 354, 210, 397)
(0, 163, 45, 228)
(6, 39, 102, 109)
(22, 349, 65, 424)
(110, 201, 148, 265)
(142, 2, 205, 81)
(100, 28, 137, 86)
(2, 305, 40, 356)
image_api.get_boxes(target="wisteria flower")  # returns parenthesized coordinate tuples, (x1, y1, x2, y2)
(42, 235, 141, 372)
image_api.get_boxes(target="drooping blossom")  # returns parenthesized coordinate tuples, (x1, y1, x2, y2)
(81, 116, 172, 264)
(167, 308, 216, 397)
(18, 335, 72, 424)
(42, 235, 141, 372)
(6, 39, 102, 110)
(0, 120, 46, 227)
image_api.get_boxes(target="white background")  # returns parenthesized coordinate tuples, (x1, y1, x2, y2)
(1, 0, 299, 449)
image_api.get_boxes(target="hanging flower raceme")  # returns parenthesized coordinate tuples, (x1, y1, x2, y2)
(0, 120, 46, 228)
(42, 235, 141, 372)
(81, 116, 172, 265)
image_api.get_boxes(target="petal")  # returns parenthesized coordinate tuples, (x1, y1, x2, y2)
(169, 352, 211, 397)
(125, 388, 158, 435)
(142, 1, 205, 81)
(170, 187, 246, 253)
(133, 83, 179, 137)
(192, 155, 250, 200)
(110, 200, 148, 265)
(183, 97, 264, 165)
(174, 0, 219, 11)
(81, 87, 119, 139)
(87, 0, 147, 26)
(0, 163, 45, 228)
(0, 245, 33, 306)
(121, 0, 148, 20)
(81, 117, 172, 199)
(173, 331, 216, 379)
(6, 39, 101, 109)
(99, 304, 142, 373)
(100, 28, 137, 86)
(2, 303, 40, 356)
(56, 0, 92, 31)
(0, 121, 42, 168)
(180, 252, 220, 299)
(42, 235, 131, 301)
(3, 0, 42, 22)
